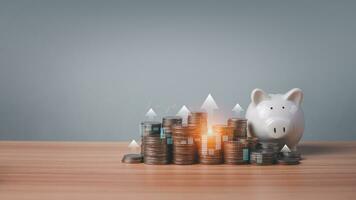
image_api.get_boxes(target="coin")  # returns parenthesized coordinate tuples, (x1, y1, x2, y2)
(122, 154, 143, 164)
(227, 118, 247, 139)
(223, 140, 250, 165)
(213, 124, 234, 149)
(172, 125, 196, 165)
(278, 158, 300, 165)
(278, 151, 301, 165)
(199, 134, 223, 165)
(250, 150, 277, 165)
(143, 135, 169, 165)
(162, 116, 182, 163)
(140, 121, 162, 156)
(188, 112, 208, 134)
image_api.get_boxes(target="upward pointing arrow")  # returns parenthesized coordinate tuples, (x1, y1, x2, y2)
(128, 140, 140, 153)
(145, 108, 157, 120)
(201, 94, 219, 111)
(128, 140, 139, 148)
(232, 103, 244, 116)
(201, 94, 219, 133)
(281, 144, 291, 153)
(176, 105, 191, 124)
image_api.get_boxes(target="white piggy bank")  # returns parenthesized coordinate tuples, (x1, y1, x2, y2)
(246, 88, 304, 150)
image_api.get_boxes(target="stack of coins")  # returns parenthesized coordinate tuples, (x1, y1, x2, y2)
(278, 151, 301, 165)
(172, 125, 196, 165)
(188, 112, 208, 135)
(143, 135, 168, 165)
(250, 150, 277, 165)
(122, 154, 143, 164)
(188, 112, 208, 161)
(199, 134, 223, 164)
(250, 143, 279, 165)
(261, 142, 280, 153)
(140, 121, 161, 155)
(223, 139, 250, 164)
(227, 118, 248, 139)
(162, 116, 183, 163)
(213, 124, 234, 148)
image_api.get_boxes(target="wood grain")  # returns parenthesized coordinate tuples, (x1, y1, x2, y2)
(0, 141, 355, 200)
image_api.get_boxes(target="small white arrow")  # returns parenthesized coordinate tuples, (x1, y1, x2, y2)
(176, 105, 191, 124)
(281, 144, 291, 153)
(201, 94, 219, 111)
(128, 140, 140, 153)
(201, 94, 219, 132)
(145, 108, 157, 120)
(232, 103, 244, 116)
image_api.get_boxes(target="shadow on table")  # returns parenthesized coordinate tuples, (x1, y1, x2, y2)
(299, 143, 350, 156)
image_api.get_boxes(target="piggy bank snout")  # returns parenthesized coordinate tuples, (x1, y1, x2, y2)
(265, 118, 291, 139)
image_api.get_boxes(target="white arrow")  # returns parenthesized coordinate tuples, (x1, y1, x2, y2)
(128, 139, 140, 153)
(281, 144, 291, 153)
(145, 108, 157, 121)
(176, 105, 191, 125)
(232, 103, 244, 117)
(201, 94, 219, 134)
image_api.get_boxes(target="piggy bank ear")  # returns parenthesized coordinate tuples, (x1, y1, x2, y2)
(251, 88, 269, 105)
(284, 88, 303, 106)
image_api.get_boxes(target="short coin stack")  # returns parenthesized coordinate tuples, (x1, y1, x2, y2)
(199, 134, 223, 164)
(140, 121, 161, 155)
(227, 118, 248, 139)
(172, 125, 196, 165)
(143, 135, 168, 165)
(223, 139, 250, 164)
(278, 151, 301, 165)
(122, 154, 143, 164)
(250, 143, 279, 165)
(162, 116, 182, 163)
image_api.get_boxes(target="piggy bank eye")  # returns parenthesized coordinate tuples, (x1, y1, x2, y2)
(270, 107, 273, 110)
(282, 106, 285, 109)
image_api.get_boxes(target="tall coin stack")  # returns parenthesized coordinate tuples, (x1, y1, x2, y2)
(143, 135, 168, 165)
(188, 112, 208, 133)
(227, 118, 248, 139)
(162, 116, 183, 163)
(199, 134, 223, 164)
(223, 139, 250, 164)
(140, 121, 161, 156)
(172, 125, 196, 165)
(188, 112, 208, 161)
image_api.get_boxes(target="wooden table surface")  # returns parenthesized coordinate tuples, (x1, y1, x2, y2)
(0, 141, 355, 200)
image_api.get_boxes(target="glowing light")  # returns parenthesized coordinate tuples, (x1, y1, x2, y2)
(207, 127, 213, 136)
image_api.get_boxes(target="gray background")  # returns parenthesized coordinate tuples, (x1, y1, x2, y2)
(0, 0, 355, 141)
